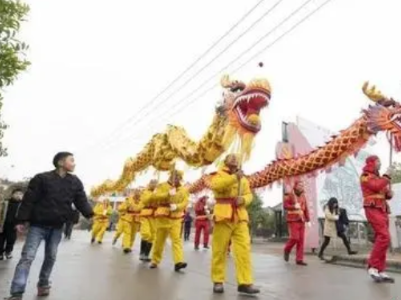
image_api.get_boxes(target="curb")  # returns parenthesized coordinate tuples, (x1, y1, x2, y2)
(326, 255, 401, 274)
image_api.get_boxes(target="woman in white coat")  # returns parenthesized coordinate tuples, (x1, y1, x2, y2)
(318, 197, 357, 259)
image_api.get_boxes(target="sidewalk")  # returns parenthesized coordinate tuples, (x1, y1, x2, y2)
(327, 253, 401, 273)
(251, 238, 401, 273)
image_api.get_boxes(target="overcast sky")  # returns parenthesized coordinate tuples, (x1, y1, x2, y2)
(1, 0, 401, 206)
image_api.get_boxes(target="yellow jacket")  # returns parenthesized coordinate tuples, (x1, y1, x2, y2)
(93, 203, 113, 222)
(139, 189, 157, 217)
(153, 182, 189, 219)
(118, 197, 141, 223)
(210, 168, 253, 223)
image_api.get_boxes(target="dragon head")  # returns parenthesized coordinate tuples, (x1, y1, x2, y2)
(219, 75, 270, 134)
(363, 82, 401, 151)
(215, 75, 271, 162)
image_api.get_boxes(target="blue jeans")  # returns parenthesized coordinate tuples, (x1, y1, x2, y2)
(10, 225, 62, 295)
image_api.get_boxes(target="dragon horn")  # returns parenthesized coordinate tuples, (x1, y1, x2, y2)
(362, 81, 386, 102)
(220, 74, 232, 88)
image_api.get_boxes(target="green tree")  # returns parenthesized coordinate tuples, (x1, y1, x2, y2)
(390, 162, 401, 184)
(0, 0, 30, 156)
(247, 193, 270, 241)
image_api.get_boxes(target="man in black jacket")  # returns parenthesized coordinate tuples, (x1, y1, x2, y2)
(6, 152, 94, 300)
(0, 188, 24, 260)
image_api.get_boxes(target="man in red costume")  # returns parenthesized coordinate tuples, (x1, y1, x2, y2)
(360, 155, 394, 283)
(194, 196, 210, 250)
(283, 180, 309, 266)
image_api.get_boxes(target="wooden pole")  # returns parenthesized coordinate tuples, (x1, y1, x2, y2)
(389, 133, 394, 169)
(388, 133, 394, 254)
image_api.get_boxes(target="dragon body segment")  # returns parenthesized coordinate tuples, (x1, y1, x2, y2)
(91, 75, 271, 197)
(188, 82, 401, 193)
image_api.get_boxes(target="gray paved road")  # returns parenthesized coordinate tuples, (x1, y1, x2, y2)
(0, 231, 400, 300)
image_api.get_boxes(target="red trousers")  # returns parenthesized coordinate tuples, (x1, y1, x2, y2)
(365, 207, 390, 272)
(284, 222, 305, 262)
(194, 219, 210, 247)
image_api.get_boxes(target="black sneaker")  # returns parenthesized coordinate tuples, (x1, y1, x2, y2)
(37, 285, 51, 297)
(203, 245, 209, 249)
(237, 284, 260, 294)
(91, 238, 95, 244)
(5, 253, 12, 260)
(213, 283, 224, 294)
(97, 241, 102, 245)
(174, 262, 187, 272)
(296, 261, 308, 266)
(194, 246, 199, 250)
(284, 251, 290, 262)
(348, 250, 358, 255)
(123, 249, 131, 254)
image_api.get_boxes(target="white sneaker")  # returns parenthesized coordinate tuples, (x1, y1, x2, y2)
(379, 272, 395, 283)
(368, 268, 381, 282)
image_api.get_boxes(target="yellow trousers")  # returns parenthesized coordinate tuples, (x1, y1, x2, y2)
(151, 219, 183, 265)
(113, 220, 123, 241)
(122, 221, 140, 249)
(211, 221, 253, 285)
(140, 217, 156, 243)
(92, 220, 109, 242)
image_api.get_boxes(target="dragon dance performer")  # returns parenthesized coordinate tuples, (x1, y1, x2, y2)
(150, 170, 189, 272)
(112, 206, 124, 245)
(194, 196, 211, 250)
(209, 154, 259, 295)
(139, 180, 158, 262)
(91, 199, 113, 244)
(360, 155, 394, 283)
(117, 190, 141, 253)
(283, 180, 310, 266)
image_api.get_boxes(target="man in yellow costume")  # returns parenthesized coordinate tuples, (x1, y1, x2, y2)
(91, 198, 113, 244)
(209, 154, 259, 295)
(150, 170, 189, 271)
(112, 206, 124, 245)
(117, 189, 141, 253)
(139, 180, 158, 262)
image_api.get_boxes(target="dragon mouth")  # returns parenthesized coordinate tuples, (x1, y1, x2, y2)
(233, 89, 270, 133)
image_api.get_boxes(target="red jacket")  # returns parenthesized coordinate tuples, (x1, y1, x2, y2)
(195, 197, 208, 220)
(283, 191, 310, 223)
(360, 166, 392, 213)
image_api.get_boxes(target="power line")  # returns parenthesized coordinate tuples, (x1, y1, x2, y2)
(170, 0, 335, 119)
(232, 0, 334, 74)
(104, 0, 322, 151)
(82, 0, 268, 152)
(97, 0, 285, 152)
(120, 0, 284, 124)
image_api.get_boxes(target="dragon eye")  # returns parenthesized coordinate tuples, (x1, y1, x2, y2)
(230, 85, 245, 93)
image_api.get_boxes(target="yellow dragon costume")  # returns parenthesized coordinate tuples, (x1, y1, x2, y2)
(150, 170, 189, 272)
(91, 199, 113, 244)
(138, 180, 158, 262)
(91, 75, 271, 197)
